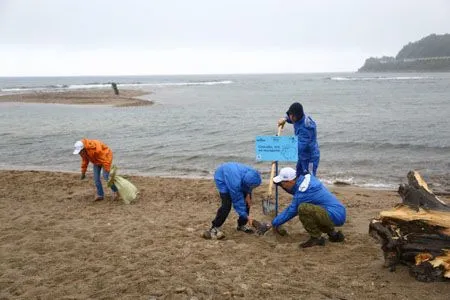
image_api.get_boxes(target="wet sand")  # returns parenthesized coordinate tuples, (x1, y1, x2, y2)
(0, 89, 152, 107)
(1, 170, 449, 299)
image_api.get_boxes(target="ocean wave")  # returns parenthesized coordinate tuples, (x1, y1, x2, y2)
(138, 165, 212, 177)
(139, 80, 233, 87)
(0, 84, 69, 93)
(199, 142, 227, 150)
(0, 80, 233, 93)
(321, 141, 450, 152)
(359, 182, 397, 189)
(320, 174, 397, 190)
(320, 177, 354, 186)
(329, 76, 431, 81)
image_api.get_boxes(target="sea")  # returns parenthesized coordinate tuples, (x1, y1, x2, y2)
(1, 73, 449, 191)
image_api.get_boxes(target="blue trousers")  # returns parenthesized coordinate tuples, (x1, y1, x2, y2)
(93, 164, 118, 197)
(297, 157, 320, 176)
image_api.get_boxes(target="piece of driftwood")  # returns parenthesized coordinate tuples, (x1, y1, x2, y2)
(369, 171, 450, 282)
(398, 171, 449, 211)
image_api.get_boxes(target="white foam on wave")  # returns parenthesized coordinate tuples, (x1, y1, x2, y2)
(138, 80, 234, 87)
(67, 84, 111, 89)
(68, 81, 234, 89)
(1, 84, 68, 92)
(330, 76, 430, 81)
(321, 177, 354, 186)
(0, 80, 233, 94)
(320, 175, 397, 190)
(360, 182, 397, 190)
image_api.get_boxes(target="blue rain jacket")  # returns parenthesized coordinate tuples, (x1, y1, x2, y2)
(286, 114, 320, 175)
(214, 162, 262, 219)
(272, 174, 346, 227)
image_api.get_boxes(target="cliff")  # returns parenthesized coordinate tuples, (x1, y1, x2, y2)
(358, 34, 450, 72)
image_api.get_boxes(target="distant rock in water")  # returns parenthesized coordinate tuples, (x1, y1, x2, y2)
(359, 34, 450, 72)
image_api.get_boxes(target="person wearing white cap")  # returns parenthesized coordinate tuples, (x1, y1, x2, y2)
(262, 167, 346, 248)
(73, 139, 118, 201)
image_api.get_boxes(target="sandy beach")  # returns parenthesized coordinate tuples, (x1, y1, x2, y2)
(0, 89, 152, 107)
(1, 170, 449, 299)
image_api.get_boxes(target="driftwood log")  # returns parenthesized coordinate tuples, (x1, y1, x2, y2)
(369, 171, 450, 282)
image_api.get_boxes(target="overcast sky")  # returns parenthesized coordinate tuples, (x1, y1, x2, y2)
(1, 0, 449, 76)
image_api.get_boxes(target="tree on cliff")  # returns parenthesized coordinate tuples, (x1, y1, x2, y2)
(396, 34, 450, 60)
(358, 33, 450, 72)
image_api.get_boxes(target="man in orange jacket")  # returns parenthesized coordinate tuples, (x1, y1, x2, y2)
(73, 139, 118, 201)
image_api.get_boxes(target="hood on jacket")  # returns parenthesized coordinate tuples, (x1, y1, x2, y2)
(287, 102, 304, 120)
(242, 169, 262, 190)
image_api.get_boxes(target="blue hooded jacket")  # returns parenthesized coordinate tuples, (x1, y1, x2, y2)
(272, 174, 346, 227)
(214, 162, 262, 219)
(286, 114, 320, 175)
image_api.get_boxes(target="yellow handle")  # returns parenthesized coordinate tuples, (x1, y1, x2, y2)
(267, 125, 283, 196)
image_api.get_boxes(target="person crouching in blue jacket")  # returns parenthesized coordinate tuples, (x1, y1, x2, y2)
(202, 162, 262, 240)
(265, 167, 346, 248)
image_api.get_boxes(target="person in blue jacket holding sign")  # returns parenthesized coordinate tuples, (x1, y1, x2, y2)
(202, 162, 262, 240)
(278, 102, 320, 176)
(261, 167, 346, 248)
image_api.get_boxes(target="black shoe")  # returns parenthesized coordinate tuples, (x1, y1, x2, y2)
(237, 225, 254, 234)
(300, 236, 325, 248)
(328, 231, 345, 242)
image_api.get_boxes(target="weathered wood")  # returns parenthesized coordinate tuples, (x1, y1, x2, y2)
(398, 171, 449, 211)
(379, 205, 450, 235)
(410, 251, 450, 282)
(369, 220, 400, 271)
(369, 171, 450, 281)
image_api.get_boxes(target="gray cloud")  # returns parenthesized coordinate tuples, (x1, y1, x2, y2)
(1, 0, 449, 75)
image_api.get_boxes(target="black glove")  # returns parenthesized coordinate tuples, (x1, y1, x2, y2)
(80, 173, 86, 180)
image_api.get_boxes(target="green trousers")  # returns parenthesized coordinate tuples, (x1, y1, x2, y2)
(298, 203, 335, 238)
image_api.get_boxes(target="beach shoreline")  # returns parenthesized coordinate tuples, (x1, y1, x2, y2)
(0, 89, 153, 107)
(1, 169, 449, 299)
(1, 74, 449, 194)
(0, 165, 398, 192)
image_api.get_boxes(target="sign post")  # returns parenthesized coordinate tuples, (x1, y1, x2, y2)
(255, 135, 297, 215)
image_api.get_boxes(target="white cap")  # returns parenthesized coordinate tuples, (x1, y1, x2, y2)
(273, 167, 297, 183)
(73, 141, 84, 154)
